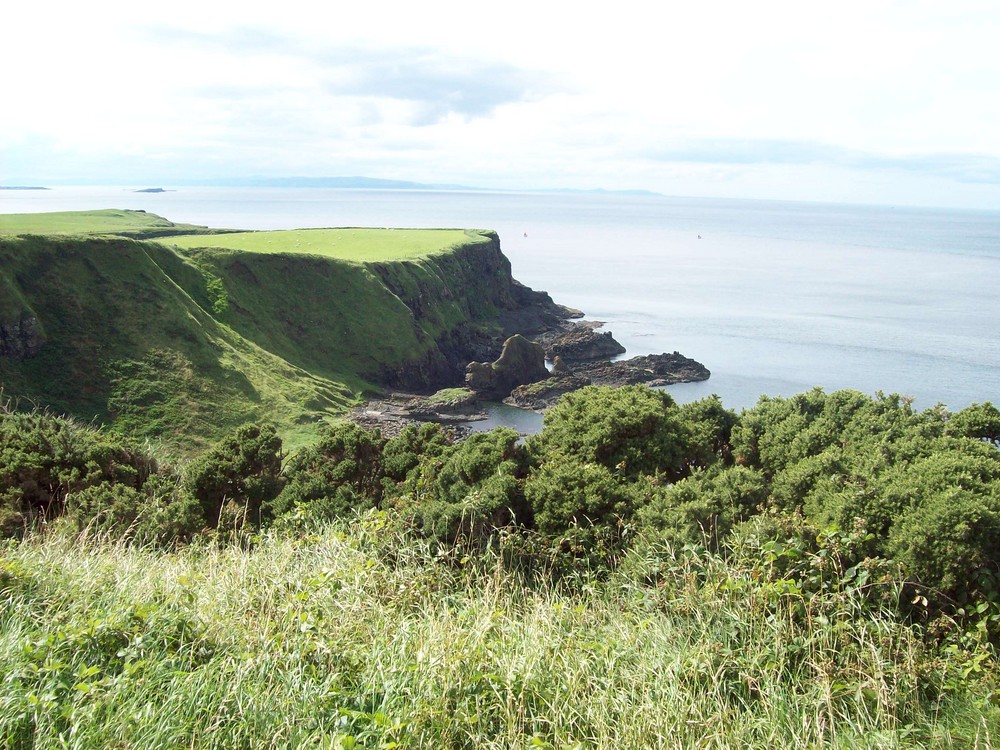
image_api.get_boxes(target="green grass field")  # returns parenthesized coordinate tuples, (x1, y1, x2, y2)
(0, 209, 213, 238)
(169, 227, 490, 262)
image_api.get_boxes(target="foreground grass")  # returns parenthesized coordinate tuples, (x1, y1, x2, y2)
(2, 516, 997, 749)
(168, 228, 490, 262)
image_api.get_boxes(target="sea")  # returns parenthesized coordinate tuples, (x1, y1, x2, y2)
(3, 186, 999, 432)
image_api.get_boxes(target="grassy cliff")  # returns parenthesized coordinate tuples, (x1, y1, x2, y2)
(0, 211, 535, 454)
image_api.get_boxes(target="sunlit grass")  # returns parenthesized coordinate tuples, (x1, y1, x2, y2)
(2, 516, 997, 748)
(0, 209, 211, 237)
(168, 227, 491, 262)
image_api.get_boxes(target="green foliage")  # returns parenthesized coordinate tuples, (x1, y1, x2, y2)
(889, 489, 1000, 597)
(734, 389, 1000, 602)
(0, 406, 156, 537)
(947, 402, 1000, 444)
(4, 521, 996, 748)
(406, 428, 529, 545)
(529, 385, 690, 479)
(676, 395, 739, 468)
(524, 456, 635, 538)
(183, 423, 283, 529)
(204, 272, 229, 314)
(638, 464, 768, 549)
(270, 422, 385, 523)
(381, 423, 452, 487)
(62, 474, 203, 545)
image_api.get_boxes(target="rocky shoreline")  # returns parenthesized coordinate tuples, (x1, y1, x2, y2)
(349, 312, 711, 436)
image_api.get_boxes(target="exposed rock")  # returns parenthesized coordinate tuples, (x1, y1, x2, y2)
(0, 315, 44, 359)
(465, 334, 550, 400)
(347, 392, 480, 438)
(550, 355, 573, 377)
(573, 351, 710, 387)
(535, 324, 626, 361)
(497, 280, 583, 336)
(403, 388, 486, 422)
(506, 374, 592, 410)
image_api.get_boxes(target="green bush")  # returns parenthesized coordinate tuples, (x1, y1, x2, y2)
(381, 422, 452, 487)
(524, 455, 635, 537)
(183, 423, 283, 529)
(889, 488, 1000, 598)
(0, 407, 156, 537)
(62, 473, 203, 545)
(637, 464, 768, 549)
(406, 428, 529, 545)
(269, 422, 385, 523)
(528, 385, 691, 480)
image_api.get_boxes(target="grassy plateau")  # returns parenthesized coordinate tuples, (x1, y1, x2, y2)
(169, 228, 491, 262)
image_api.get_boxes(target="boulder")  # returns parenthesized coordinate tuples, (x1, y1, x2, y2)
(0, 315, 44, 359)
(465, 334, 550, 399)
(535, 324, 626, 361)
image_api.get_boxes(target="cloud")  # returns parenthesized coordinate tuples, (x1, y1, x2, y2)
(144, 25, 561, 124)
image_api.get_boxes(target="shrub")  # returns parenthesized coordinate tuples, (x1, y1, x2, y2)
(524, 455, 635, 537)
(0, 407, 156, 537)
(406, 428, 529, 545)
(269, 422, 385, 522)
(381, 423, 452, 487)
(637, 464, 768, 549)
(62, 473, 203, 545)
(183, 423, 282, 529)
(528, 385, 690, 480)
(888, 488, 1000, 598)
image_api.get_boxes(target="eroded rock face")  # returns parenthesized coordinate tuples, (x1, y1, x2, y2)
(465, 334, 550, 399)
(0, 315, 44, 359)
(534, 324, 626, 361)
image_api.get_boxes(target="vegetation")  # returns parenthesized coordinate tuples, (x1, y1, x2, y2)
(3, 211, 999, 745)
(0, 209, 222, 238)
(2, 387, 999, 746)
(169, 227, 491, 262)
(0, 213, 509, 455)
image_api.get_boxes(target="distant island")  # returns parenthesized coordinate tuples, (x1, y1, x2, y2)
(0, 186, 49, 191)
(0, 178, 663, 197)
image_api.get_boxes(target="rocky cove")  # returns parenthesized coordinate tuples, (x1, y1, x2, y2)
(350, 301, 710, 437)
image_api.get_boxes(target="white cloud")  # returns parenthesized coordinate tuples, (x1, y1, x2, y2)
(3, 0, 1000, 208)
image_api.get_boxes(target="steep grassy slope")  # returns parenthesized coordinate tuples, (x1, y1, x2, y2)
(0, 212, 556, 454)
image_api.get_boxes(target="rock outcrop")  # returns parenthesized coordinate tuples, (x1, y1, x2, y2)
(573, 351, 710, 388)
(534, 324, 626, 361)
(465, 334, 550, 400)
(506, 352, 710, 410)
(0, 315, 44, 359)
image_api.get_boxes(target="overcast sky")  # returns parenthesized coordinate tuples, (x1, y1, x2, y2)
(4, 0, 1000, 208)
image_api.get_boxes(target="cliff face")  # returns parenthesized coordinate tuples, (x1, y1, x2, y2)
(0, 231, 570, 451)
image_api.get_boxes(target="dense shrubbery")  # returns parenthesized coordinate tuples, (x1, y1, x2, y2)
(4, 386, 1000, 745)
(3, 386, 1000, 634)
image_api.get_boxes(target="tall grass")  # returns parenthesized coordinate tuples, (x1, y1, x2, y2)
(2, 515, 997, 749)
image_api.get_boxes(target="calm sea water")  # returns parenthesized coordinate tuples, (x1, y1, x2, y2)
(4, 186, 998, 418)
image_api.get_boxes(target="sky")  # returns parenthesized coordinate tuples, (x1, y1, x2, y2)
(4, 0, 1000, 209)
